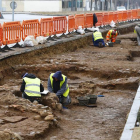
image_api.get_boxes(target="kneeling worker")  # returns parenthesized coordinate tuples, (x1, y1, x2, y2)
(92, 28, 105, 47)
(106, 29, 118, 43)
(20, 73, 44, 103)
(48, 71, 71, 107)
(134, 24, 140, 46)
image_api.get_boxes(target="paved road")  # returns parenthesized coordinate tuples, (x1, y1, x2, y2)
(0, 14, 54, 24)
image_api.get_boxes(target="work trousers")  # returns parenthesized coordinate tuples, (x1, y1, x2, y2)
(22, 92, 41, 103)
(135, 26, 140, 46)
(58, 95, 71, 106)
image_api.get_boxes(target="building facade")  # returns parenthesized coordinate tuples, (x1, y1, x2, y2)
(2, 0, 62, 12)
(1, 0, 138, 12)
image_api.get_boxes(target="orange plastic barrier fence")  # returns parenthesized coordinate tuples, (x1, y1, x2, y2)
(40, 18, 53, 37)
(75, 14, 85, 30)
(0, 24, 2, 46)
(103, 12, 109, 25)
(117, 11, 123, 22)
(138, 9, 140, 19)
(108, 12, 114, 23)
(68, 15, 75, 33)
(113, 12, 118, 23)
(2, 21, 21, 45)
(85, 13, 93, 28)
(96, 12, 103, 26)
(127, 10, 132, 21)
(122, 11, 127, 22)
(53, 16, 67, 34)
(132, 9, 137, 20)
(22, 19, 40, 41)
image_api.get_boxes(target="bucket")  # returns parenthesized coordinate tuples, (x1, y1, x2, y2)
(115, 40, 121, 44)
(86, 95, 97, 104)
(77, 96, 90, 106)
(108, 42, 114, 47)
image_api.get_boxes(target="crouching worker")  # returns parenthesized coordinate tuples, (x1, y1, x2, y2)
(92, 28, 105, 48)
(106, 29, 118, 43)
(48, 71, 71, 108)
(20, 73, 44, 103)
(134, 24, 140, 46)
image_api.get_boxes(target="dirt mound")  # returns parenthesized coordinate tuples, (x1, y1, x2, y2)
(0, 32, 139, 139)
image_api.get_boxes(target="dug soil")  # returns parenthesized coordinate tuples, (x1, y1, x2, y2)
(0, 32, 139, 140)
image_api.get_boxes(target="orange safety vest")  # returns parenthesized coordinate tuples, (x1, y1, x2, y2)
(106, 30, 118, 42)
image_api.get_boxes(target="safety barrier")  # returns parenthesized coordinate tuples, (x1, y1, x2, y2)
(103, 12, 109, 25)
(132, 9, 138, 20)
(113, 11, 118, 23)
(0, 9, 139, 47)
(0, 24, 2, 46)
(96, 12, 103, 26)
(75, 14, 85, 30)
(85, 13, 93, 28)
(108, 12, 114, 23)
(2, 21, 21, 45)
(40, 18, 53, 37)
(122, 11, 127, 22)
(68, 15, 75, 33)
(138, 9, 140, 19)
(53, 16, 67, 35)
(118, 11, 123, 22)
(127, 10, 132, 21)
(22, 19, 40, 41)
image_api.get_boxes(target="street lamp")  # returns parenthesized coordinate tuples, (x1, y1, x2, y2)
(10, 0, 17, 21)
(12, 0, 14, 21)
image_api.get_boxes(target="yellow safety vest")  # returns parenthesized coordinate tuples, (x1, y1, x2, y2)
(50, 73, 69, 97)
(23, 77, 41, 97)
(93, 32, 103, 41)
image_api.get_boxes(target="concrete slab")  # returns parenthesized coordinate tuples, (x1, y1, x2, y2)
(120, 86, 140, 140)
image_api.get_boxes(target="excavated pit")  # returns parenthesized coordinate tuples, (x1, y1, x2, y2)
(0, 28, 140, 140)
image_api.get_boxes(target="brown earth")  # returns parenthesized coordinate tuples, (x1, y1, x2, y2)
(0, 32, 139, 140)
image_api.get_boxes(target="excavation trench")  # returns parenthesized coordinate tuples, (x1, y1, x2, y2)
(0, 23, 139, 140)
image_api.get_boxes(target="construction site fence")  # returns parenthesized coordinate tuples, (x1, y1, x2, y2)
(0, 9, 140, 46)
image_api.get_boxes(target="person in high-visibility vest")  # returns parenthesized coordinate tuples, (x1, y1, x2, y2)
(92, 28, 105, 47)
(20, 73, 44, 102)
(48, 71, 71, 107)
(134, 24, 140, 46)
(106, 29, 118, 43)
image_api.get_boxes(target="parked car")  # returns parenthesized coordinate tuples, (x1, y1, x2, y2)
(117, 6, 126, 11)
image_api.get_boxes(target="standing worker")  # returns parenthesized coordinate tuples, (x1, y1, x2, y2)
(20, 73, 44, 103)
(134, 24, 140, 46)
(93, 13, 98, 28)
(106, 29, 118, 43)
(48, 71, 71, 108)
(92, 28, 105, 47)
